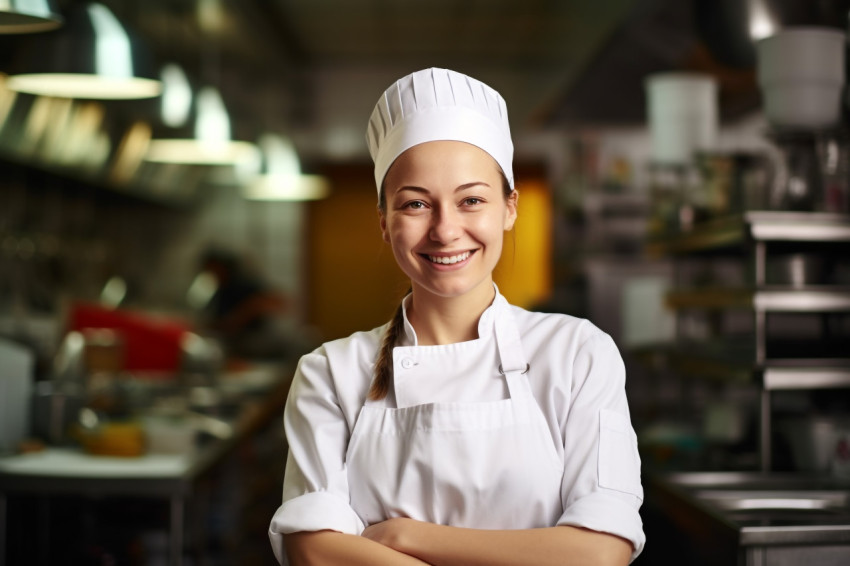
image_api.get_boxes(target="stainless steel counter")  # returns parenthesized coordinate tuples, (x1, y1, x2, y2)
(0, 364, 294, 566)
(645, 471, 850, 565)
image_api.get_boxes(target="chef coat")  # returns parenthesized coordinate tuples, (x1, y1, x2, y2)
(269, 288, 645, 562)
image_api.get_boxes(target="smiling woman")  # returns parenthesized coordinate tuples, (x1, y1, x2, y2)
(379, 141, 517, 327)
(270, 68, 645, 566)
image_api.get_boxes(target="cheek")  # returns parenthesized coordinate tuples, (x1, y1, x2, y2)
(476, 215, 508, 244)
(386, 221, 420, 254)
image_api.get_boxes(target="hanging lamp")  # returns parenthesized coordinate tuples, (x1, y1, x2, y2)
(6, 2, 160, 99)
(158, 62, 192, 129)
(241, 133, 329, 201)
(0, 0, 62, 33)
(145, 83, 256, 166)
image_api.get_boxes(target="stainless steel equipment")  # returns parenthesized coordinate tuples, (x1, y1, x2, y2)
(644, 472, 850, 566)
(768, 130, 823, 211)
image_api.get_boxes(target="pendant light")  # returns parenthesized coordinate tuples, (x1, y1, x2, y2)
(6, 2, 160, 99)
(144, 83, 257, 166)
(241, 133, 329, 201)
(143, 0, 255, 167)
(0, 0, 62, 33)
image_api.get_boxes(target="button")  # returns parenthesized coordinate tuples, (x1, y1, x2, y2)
(400, 358, 415, 369)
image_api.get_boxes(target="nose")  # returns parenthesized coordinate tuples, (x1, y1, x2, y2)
(429, 206, 461, 244)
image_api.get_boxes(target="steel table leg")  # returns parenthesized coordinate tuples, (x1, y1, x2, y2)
(0, 493, 6, 566)
(170, 495, 184, 566)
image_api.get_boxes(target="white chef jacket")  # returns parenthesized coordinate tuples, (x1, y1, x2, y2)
(269, 289, 645, 562)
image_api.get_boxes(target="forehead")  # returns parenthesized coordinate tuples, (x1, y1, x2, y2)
(384, 140, 503, 188)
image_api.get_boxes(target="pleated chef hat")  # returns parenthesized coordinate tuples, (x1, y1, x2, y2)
(366, 68, 514, 197)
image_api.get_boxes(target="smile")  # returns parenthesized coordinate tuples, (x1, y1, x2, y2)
(425, 251, 471, 265)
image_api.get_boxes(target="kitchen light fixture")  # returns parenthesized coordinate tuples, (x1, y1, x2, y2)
(144, 85, 257, 166)
(159, 63, 192, 129)
(6, 2, 160, 99)
(0, 0, 62, 33)
(748, 0, 777, 40)
(241, 133, 329, 201)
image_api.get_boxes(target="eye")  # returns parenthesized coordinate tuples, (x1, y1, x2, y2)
(462, 197, 483, 206)
(401, 200, 427, 210)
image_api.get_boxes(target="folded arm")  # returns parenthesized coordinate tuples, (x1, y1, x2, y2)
(284, 530, 431, 566)
(363, 519, 631, 566)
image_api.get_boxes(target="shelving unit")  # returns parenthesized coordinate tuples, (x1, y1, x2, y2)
(648, 211, 850, 471)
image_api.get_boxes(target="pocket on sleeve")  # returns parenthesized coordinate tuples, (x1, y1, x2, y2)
(598, 409, 643, 498)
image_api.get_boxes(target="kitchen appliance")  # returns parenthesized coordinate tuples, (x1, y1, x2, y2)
(757, 27, 846, 130)
(757, 26, 850, 213)
(764, 128, 850, 213)
(767, 129, 823, 211)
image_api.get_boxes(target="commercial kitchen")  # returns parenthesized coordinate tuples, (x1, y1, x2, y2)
(0, 1, 849, 565)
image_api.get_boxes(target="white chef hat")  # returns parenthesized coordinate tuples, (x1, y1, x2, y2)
(366, 68, 514, 197)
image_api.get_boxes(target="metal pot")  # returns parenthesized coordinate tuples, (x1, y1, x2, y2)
(31, 380, 85, 445)
(766, 253, 828, 287)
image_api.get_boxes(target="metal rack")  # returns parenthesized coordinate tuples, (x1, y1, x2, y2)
(648, 211, 850, 471)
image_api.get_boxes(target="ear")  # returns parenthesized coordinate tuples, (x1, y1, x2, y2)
(378, 206, 390, 243)
(503, 189, 518, 231)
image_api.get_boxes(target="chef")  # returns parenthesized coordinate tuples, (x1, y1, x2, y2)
(269, 68, 645, 565)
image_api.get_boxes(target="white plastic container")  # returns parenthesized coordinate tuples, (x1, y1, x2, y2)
(143, 415, 197, 454)
(757, 27, 847, 129)
(645, 73, 718, 165)
(0, 340, 34, 453)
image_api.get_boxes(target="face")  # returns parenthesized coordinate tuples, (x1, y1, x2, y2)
(380, 140, 517, 304)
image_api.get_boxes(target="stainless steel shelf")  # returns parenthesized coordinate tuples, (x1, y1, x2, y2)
(643, 211, 850, 473)
(634, 344, 850, 390)
(666, 286, 850, 312)
(647, 211, 850, 255)
(763, 365, 850, 390)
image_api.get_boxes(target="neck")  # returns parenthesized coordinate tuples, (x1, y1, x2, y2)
(407, 281, 496, 346)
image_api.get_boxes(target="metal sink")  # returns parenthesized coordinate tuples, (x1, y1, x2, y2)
(663, 472, 850, 525)
(694, 489, 850, 512)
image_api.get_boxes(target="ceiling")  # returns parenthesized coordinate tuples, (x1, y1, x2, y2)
(0, 0, 848, 198)
(117, 0, 649, 159)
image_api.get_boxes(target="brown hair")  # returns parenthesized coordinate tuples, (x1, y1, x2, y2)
(369, 171, 514, 400)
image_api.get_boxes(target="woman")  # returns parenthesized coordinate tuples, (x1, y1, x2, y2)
(269, 68, 645, 566)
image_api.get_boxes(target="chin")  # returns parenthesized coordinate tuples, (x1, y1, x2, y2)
(416, 278, 492, 301)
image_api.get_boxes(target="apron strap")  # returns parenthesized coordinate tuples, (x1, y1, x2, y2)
(493, 301, 530, 400)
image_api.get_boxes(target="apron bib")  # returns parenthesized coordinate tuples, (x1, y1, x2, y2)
(345, 306, 564, 529)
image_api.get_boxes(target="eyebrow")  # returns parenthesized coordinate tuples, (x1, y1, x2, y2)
(394, 181, 492, 196)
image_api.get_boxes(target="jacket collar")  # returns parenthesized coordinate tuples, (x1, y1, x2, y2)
(398, 283, 505, 347)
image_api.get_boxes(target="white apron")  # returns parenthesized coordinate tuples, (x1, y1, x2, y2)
(345, 305, 564, 529)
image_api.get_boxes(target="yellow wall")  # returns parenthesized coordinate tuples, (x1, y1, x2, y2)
(494, 177, 552, 311)
(307, 165, 552, 341)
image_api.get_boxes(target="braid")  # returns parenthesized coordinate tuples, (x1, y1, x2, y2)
(369, 299, 406, 400)
(372, 182, 406, 401)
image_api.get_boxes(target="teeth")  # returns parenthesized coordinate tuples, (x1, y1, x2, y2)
(427, 251, 470, 264)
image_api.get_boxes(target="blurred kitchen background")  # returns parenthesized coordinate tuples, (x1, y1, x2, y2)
(1, 0, 850, 564)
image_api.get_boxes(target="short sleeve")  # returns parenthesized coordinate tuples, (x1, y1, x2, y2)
(556, 331, 646, 562)
(268, 349, 366, 564)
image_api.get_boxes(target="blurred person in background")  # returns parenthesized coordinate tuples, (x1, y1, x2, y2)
(197, 247, 291, 360)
